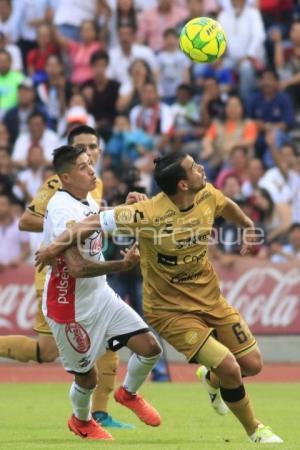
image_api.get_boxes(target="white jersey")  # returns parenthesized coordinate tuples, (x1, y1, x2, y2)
(42, 190, 111, 324)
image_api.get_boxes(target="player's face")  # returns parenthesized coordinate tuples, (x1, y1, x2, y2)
(68, 152, 97, 193)
(71, 133, 101, 166)
(181, 155, 206, 193)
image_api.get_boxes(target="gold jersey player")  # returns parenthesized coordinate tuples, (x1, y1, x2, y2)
(37, 152, 283, 444)
(0, 125, 135, 429)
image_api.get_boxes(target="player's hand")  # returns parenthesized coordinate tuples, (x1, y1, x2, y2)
(125, 191, 148, 204)
(120, 242, 140, 269)
(35, 246, 57, 273)
(240, 226, 259, 256)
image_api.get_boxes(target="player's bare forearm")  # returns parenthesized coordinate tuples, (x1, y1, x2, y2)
(64, 247, 133, 278)
(220, 198, 254, 228)
(220, 198, 258, 256)
(35, 214, 101, 271)
(19, 210, 44, 232)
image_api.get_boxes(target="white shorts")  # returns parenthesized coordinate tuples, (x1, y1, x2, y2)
(46, 290, 148, 373)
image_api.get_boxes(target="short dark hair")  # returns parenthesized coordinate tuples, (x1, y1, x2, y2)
(259, 67, 279, 80)
(28, 111, 47, 124)
(67, 125, 98, 145)
(153, 152, 188, 195)
(52, 145, 86, 174)
(90, 50, 109, 66)
(289, 223, 300, 233)
(163, 28, 178, 38)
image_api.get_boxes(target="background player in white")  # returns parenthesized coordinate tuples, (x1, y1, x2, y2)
(42, 145, 162, 440)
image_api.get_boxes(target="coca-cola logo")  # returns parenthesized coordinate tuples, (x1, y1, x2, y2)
(219, 266, 300, 331)
(0, 283, 36, 331)
(65, 322, 91, 353)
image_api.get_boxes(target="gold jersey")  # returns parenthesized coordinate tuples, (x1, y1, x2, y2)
(28, 174, 103, 290)
(114, 183, 227, 314)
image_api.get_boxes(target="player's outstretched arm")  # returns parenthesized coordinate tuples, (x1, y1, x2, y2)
(35, 214, 101, 271)
(64, 243, 140, 278)
(219, 198, 257, 255)
(19, 210, 44, 232)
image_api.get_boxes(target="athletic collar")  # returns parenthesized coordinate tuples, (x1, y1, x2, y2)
(59, 188, 89, 206)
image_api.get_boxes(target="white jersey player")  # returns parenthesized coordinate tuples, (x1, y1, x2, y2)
(41, 145, 162, 441)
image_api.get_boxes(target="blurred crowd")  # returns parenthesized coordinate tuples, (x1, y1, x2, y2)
(1, 0, 300, 292)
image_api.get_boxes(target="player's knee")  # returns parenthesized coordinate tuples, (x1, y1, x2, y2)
(76, 368, 98, 390)
(242, 351, 263, 377)
(216, 353, 242, 386)
(38, 343, 59, 363)
(143, 335, 162, 358)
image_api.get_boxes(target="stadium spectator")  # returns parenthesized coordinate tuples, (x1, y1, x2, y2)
(107, 24, 158, 88)
(137, 0, 187, 52)
(251, 187, 291, 243)
(116, 58, 154, 114)
(12, 111, 60, 168)
(218, 0, 266, 100)
(241, 157, 265, 198)
(0, 193, 30, 270)
(0, 0, 20, 44)
(0, 122, 10, 148)
(271, 21, 300, 111)
(259, 132, 300, 223)
(3, 77, 45, 145)
(247, 68, 296, 166)
(100, 0, 138, 49)
(270, 222, 300, 262)
(52, 0, 98, 42)
(170, 83, 202, 153)
(58, 96, 96, 139)
(215, 145, 250, 189)
(176, 0, 205, 33)
(16, 0, 53, 68)
(54, 19, 103, 85)
(0, 30, 22, 71)
(26, 24, 59, 81)
(36, 54, 73, 130)
(201, 95, 257, 179)
(82, 50, 120, 139)
(129, 81, 174, 150)
(156, 28, 191, 104)
(16, 144, 46, 202)
(258, 141, 296, 206)
(106, 114, 154, 168)
(0, 49, 24, 117)
(199, 76, 227, 128)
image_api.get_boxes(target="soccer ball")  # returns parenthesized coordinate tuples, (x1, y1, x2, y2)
(180, 17, 227, 63)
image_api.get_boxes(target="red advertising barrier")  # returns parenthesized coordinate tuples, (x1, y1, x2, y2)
(215, 259, 300, 335)
(0, 265, 36, 336)
(0, 261, 300, 336)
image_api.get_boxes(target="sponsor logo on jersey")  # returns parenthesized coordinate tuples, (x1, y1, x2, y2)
(171, 271, 201, 284)
(196, 191, 212, 204)
(175, 232, 210, 249)
(157, 253, 178, 266)
(87, 232, 102, 257)
(57, 264, 71, 304)
(65, 322, 91, 353)
(182, 249, 206, 264)
(153, 209, 176, 224)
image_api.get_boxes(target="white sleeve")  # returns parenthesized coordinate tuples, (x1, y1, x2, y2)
(99, 209, 117, 232)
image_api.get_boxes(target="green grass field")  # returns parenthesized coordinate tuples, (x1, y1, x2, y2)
(0, 383, 299, 450)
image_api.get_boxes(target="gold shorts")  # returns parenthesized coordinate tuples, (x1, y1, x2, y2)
(145, 295, 256, 365)
(33, 289, 52, 335)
